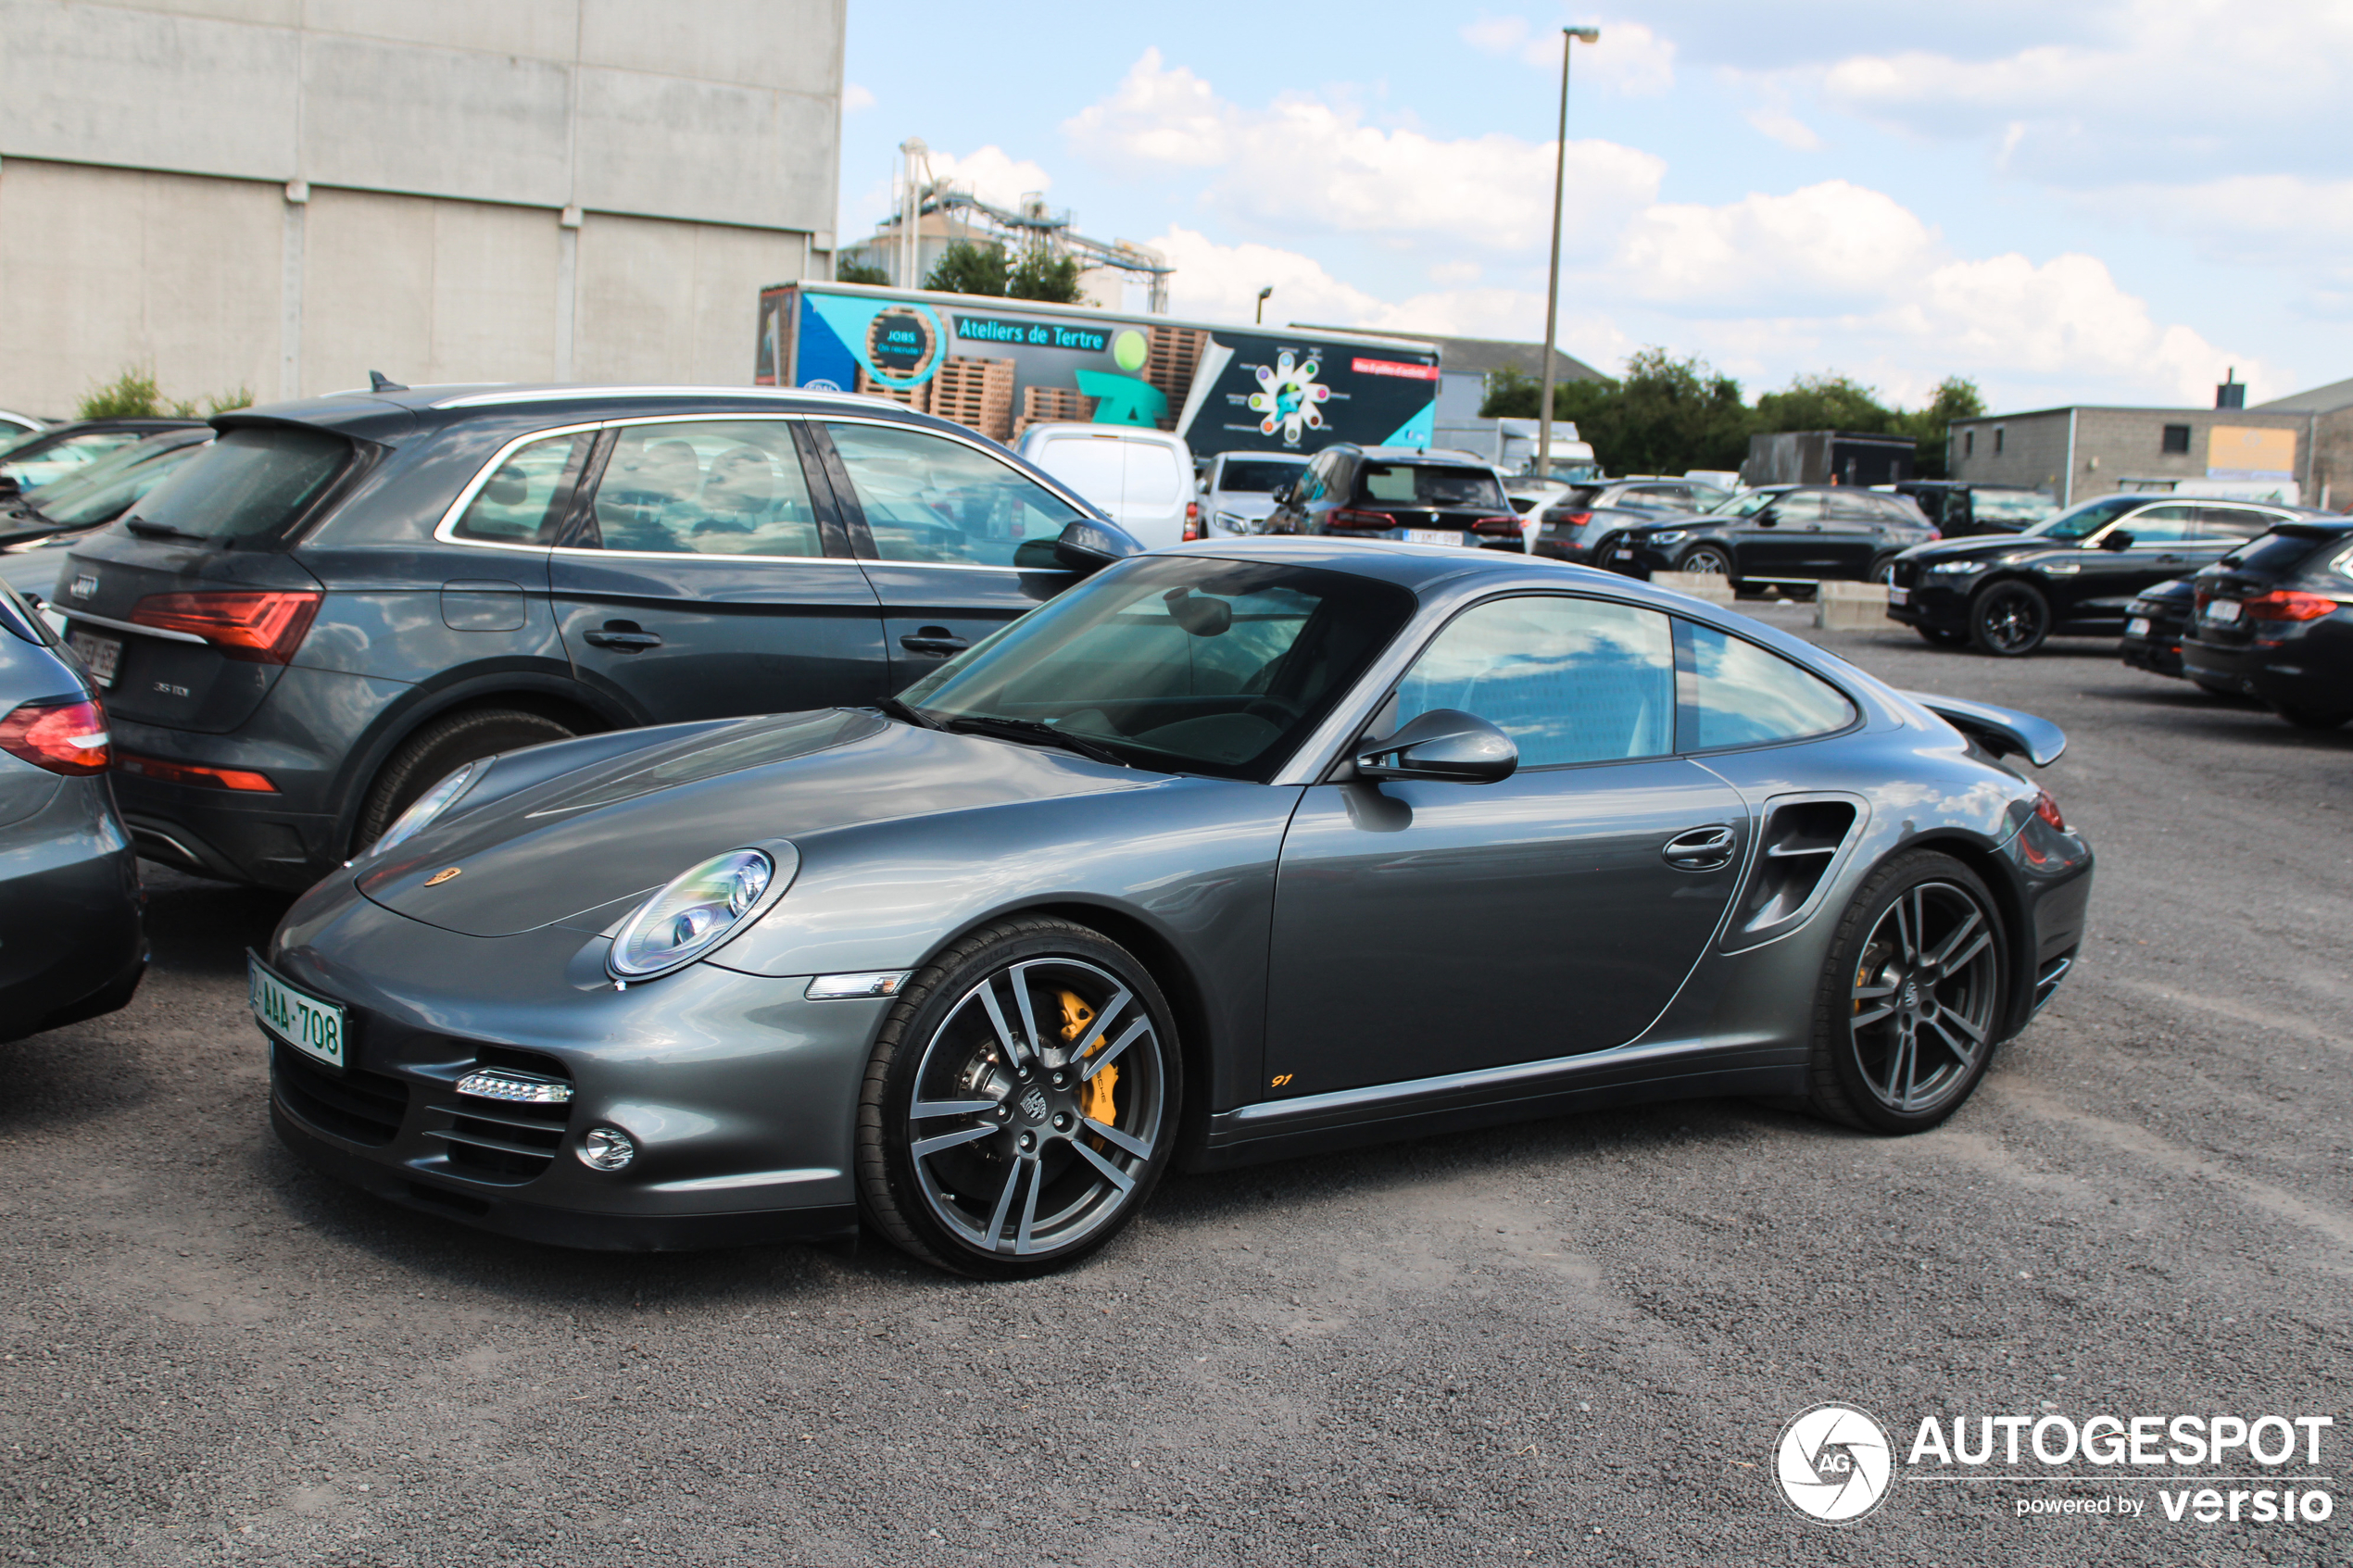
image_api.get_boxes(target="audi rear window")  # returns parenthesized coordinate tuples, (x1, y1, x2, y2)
(119, 425, 352, 544)
(2222, 530, 2342, 576)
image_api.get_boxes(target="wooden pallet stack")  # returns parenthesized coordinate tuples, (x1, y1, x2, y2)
(1013, 384, 1097, 438)
(853, 367, 929, 413)
(925, 357, 1016, 442)
(1144, 326, 1209, 432)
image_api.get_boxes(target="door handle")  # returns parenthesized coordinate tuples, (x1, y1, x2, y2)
(1662, 824, 1738, 872)
(900, 627, 969, 657)
(584, 621, 662, 652)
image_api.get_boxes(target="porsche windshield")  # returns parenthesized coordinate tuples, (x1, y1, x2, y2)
(899, 557, 1416, 781)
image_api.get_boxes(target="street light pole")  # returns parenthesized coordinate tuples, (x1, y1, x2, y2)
(1256, 285, 1273, 325)
(1536, 27, 1598, 488)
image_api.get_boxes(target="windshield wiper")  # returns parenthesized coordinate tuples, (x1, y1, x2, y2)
(873, 694, 945, 731)
(940, 714, 1130, 769)
(124, 520, 208, 543)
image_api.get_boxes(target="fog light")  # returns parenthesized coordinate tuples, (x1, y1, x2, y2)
(578, 1126, 635, 1172)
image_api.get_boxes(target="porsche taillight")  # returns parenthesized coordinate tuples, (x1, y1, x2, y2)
(0, 697, 110, 776)
(130, 590, 321, 664)
(2033, 787, 2065, 832)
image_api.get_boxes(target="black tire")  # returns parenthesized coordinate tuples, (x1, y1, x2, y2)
(856, 916, 1182, 1279)
(1968, 580, 2050, 657)
(1914, 625, 1967, 647)
(1868, 554, 1899, 585)
(1803, 850, 2007, 1135)
(1679, 545, 1737, 585)
(353, 707, 578, 852)
(2273, 703, 2351, 731)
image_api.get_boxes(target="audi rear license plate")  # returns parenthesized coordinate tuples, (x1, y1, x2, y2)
(249, 953, 346, 1070)
(1401, 528, 1458, 546)
(2127, 617, 2152, 637)
(1886, 587, 1910, 607)
(2206, 598, 2242, 623)
(67, 630, 120, 688)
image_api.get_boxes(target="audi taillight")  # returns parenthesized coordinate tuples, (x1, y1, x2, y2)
(1551, 510, 1593, 530)
(116, 752, 277, 792)
(2033, 787, 2066, 832)
(0, 697, 110, 776)
(130, 590, 321, 664)
(1471, 516, 1522, 536)
(1328, 508, 1394, 530)
(2242, 590, 2338, 621)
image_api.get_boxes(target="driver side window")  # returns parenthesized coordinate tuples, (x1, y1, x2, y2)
(827, 422, 1082, 567)
(2118, 504, 2196, 545)
(1393, 596, 1676, 768)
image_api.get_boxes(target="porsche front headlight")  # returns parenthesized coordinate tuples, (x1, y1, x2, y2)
(370, 758, 488, 859)
(609, 847, 785, 979)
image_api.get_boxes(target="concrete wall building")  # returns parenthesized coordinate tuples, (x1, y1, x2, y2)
(1948, 402, 2316, 508)
(2251, 376, 2353, 511)
(0, 0, 845, 417)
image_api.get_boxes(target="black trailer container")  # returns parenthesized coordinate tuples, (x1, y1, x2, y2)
(1743, 429, 1916, 487)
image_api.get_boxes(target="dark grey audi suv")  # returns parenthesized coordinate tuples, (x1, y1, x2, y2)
(47, 385, 1135, 888)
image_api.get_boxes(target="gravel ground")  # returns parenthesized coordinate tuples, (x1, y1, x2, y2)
(2, 604, 2347, 1567)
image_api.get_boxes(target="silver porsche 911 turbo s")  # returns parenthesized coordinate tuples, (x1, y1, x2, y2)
(260, 538, 2094, 1278)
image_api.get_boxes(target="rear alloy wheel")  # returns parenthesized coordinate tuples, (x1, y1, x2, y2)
(2272, 703, 2351, 731)
(1805, 850, 2006, 1134)
(1679, 545, 1736, 583)
(1969, 581, 2050, 657)
(354, 707, 579, 853)
(857, 917, 1180, 1278)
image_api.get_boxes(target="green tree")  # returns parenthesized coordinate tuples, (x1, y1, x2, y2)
(1895, 375, 1986, 480)
(1478, 366, 1542, 419)
(924, 241, 1010, 296)
(1591, 347, 1754, 475)
(1009, 250, 1086, 304)
(836, 258, 890, 286)
(77, 365, 166, 419)
(1754, 372, 1894, 435)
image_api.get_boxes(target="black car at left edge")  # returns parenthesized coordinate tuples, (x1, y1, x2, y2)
(1888, 493, 2309, 655)
(49, 384, 1139, 890)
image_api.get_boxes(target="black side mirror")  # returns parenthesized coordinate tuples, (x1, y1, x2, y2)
(1353, 709, 1517, 784)
(1272, 482, 1298, 507)
(1754, 508, 1779, 527)
(1163, 586, 1232, 637)
(1024, 518, 1141, 575)
(2100, 530, 2135, 552)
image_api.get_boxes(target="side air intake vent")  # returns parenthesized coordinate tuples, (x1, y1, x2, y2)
(1727, 796, 1861, 947)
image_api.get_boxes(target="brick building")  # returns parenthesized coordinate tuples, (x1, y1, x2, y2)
(1948, 400, 2320, 508)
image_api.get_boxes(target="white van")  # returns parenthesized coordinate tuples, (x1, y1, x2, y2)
(1013, 424, 1197, 549)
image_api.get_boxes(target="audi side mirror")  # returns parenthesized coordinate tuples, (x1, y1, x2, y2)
(1353, 709, 1517, 784)
(2099, 530, 2135, 552)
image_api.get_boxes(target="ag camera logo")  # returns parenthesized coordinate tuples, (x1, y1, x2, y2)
(1777, 1403, 1894, 1524)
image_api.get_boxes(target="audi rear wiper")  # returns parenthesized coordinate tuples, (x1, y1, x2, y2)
(940, 714, 1130, 769)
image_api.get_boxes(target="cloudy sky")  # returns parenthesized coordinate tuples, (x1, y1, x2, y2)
(840, 1, 2352, 413)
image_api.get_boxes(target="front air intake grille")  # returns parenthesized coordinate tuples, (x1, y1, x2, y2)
(271, 1041, 409, 1146)
(424, 1047, 576, 1184)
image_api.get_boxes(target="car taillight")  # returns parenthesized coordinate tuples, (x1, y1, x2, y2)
(2033, 787, 2065, 831)
(2242, 589, 2338, 621)
(0, 697, 110, 776)
(1182, 500, 1200, 542)
(1471, 516, 1523, 536)
(1550, 510, 1593, 530)
(130, 590, 321, 664)
(1328, 508, 1395, 530)
(116, 752, 277, 792)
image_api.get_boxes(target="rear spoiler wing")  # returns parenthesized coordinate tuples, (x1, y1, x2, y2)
(1904, 691, 2067, 768)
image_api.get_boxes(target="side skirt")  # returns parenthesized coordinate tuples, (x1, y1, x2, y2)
(1188, 1035, 1806, 1173)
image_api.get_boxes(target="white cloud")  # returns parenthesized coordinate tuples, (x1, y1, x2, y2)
(1459, 15, 1677, 94)
(1747, 108, 1821, 151)
(842, 82, 875, 114)
(1615, 182, 1936, 310)
(920, 145, 1055, 211)
(1064, 50, 1664, 254)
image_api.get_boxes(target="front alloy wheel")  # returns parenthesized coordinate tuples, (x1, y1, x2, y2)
(1969, 581, 2050, 657)
(1680, 545, 1735, 580)
(1805, 851, 2005, 1134)
(857, 917, 1179, 1277)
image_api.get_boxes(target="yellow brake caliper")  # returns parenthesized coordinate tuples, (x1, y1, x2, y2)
(1058, 989, 1119, 1131)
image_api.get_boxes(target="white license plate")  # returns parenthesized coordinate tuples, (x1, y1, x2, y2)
(1613, 549, 1636, 561)
(250, 955, 347, 1070)
(2205, 599, 2242, 623)
(2127, 617, 2151, 637)
(1886, 587, 1909, 607)
(1401, 528, 1458, 546)
(68, 630, 121, 688)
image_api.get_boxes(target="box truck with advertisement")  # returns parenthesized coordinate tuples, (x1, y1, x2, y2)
(754, 282, 1442, 461)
